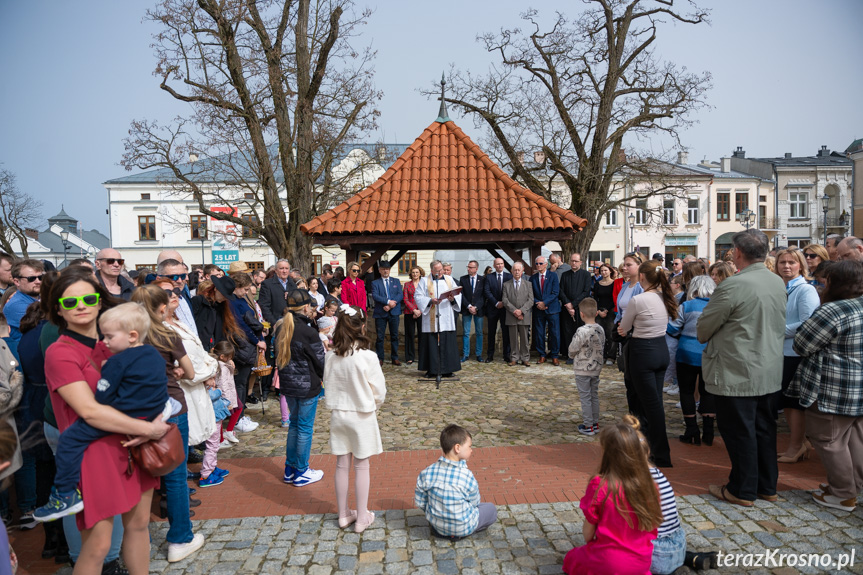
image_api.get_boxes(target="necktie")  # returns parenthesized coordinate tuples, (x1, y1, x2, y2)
(471, 276, 475, 292)
(540, 273, 545, 292)
(515, 280, 519, 291)
(384, 278, 389, 300)
(498, 273, 502, 290)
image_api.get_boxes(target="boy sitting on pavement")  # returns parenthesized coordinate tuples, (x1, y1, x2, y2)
(568, 297, 606, 436)
(415, 424, 497, 539)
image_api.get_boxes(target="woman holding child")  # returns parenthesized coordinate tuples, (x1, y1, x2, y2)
(618, 261, 678, 468)
(44, 270, 170, 573)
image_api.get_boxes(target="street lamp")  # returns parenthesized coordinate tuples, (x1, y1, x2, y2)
(821, 193, 830, 245)
(59, 230, 70, 268)
(737, 208, 756, 230)
(628, 212, 636, 253)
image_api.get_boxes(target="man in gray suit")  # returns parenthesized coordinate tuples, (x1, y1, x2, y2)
(502, 262, 534, 367)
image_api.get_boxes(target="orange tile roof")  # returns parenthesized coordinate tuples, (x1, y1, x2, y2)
(301, 120, 587, 236)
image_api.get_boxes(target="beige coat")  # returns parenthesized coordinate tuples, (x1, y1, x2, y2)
(503, 278, 533, 326)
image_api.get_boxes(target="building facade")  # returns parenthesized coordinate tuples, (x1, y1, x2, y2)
(6, 207, 108, 268)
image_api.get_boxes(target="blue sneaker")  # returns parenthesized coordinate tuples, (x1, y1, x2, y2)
(283, 465, 297, 484)
(199, 474, 224, 488)
(213, 467, 230, 477)
(33, 488, 84, 522)
(577, 424, 596, 436)
(292, 468, 324, 487)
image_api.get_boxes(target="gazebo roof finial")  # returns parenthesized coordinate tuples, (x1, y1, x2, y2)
(435, 71, 450, 123)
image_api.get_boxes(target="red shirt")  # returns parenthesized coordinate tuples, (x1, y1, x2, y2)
(403, 281, 418, 314)
(45, 333, 160, 530)
(341, 278, 367, 310)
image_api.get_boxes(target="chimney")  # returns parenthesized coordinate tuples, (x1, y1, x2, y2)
(732, 146, 746, 159)
(533, 151, 546, 164)
(720, 157, 731, 173)
(376, 145, 387, 161)
(784, 152, 792, 159)
(24, 228, 38, 240)
(817, 145, 830, 157)
(617, 148, 627, 164)
(677, 151, 689, 165)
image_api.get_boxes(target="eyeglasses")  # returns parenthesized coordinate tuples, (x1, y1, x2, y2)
(158, 273, 188, 281)
(803, 253, 818, 259)
(59, 293, 100, 310)
(98, 258, 125, 266)
(350, 268, 360, 273)
(16, 274, 43, 282)
(535, 262, 547, 266)
(163, 287, 183, 297)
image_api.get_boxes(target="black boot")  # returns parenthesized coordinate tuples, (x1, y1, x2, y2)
(701, 415, 715, 446)
(679, 417, 701, 445)
(685, 550, 718, 570)
(41, 521, 59, 559)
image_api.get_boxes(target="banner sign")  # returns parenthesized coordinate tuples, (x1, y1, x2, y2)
(210, 207, 240, 271)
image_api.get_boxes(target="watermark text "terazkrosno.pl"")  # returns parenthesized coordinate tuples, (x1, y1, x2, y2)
(717, 549, 856, 570)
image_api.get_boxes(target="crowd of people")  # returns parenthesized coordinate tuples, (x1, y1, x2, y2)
(0, 229, 859, 574)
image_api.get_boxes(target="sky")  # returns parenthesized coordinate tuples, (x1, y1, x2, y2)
(1, 0, 861, 234)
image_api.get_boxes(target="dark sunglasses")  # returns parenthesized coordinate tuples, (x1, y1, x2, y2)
(98, 258, 125, 266)
(163, 287, 183, 297)
(59, 293, 100, 310)
(350, 268, 360, 273)
(16, 274, 43, 282)
(158, 273, 188, 281)
(803, 253, 818, 259)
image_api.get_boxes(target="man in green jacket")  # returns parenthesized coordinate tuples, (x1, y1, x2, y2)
(697, 229, 786, 506)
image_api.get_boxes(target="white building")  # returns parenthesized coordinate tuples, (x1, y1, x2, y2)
(6, 207, 108, 268)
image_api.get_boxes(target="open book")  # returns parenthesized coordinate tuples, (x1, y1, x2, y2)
(438, 286, 462, 299)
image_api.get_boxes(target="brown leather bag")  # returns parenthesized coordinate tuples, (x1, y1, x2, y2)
(127, 423, 185, 477)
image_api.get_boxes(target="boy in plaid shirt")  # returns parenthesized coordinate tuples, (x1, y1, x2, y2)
(415, 424, 497, 538)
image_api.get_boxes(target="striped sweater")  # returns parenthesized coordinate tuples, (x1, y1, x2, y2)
(651, 467, 680, 537)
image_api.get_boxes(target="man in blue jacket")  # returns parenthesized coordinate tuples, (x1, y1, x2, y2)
(530, 256, 561, 365)
(372, 259, 403, 366)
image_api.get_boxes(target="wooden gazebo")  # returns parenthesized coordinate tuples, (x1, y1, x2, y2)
(301, 100, 587, 271)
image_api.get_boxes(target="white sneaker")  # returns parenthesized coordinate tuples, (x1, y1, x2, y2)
(291, 468, 324, 487)
(675, 401, 681, 408)
(167, 533, 205, 562)
(224, 430, 240, 443)
(235, 416, 259, 432)
(219, 439, 233, 449)
(665, 385, 679, 395)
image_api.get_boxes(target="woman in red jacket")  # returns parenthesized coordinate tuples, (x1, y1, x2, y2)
(402, 266, 424, 365)
(341, 262, 367, 311)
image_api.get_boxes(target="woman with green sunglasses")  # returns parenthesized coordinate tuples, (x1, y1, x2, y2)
(44, 270, 171, 575)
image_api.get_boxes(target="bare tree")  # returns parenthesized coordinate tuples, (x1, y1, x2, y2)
(432, 1, 712, 256)
(0, 168, 43, 258)
(122, 0, 381, 271)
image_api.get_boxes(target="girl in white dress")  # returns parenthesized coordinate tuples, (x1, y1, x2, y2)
(324, 304, 386, 533)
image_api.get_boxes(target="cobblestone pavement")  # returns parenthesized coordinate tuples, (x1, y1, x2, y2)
(229, 362, 789, 458)
(148, 494, 863, 575)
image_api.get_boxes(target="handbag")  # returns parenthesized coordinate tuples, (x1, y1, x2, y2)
(128, 422, 185, 477)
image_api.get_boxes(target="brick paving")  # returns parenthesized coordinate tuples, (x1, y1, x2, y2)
(10, 361, 863, 574)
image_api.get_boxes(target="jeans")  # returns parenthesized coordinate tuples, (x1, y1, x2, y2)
(164, 413, 193, 545)
(533, 311, 560, 358)
(575, 375, 600, 427)
(43, 423, 123, 563)
(651, 527, 686, 575)
(374, 315, 400, 362)
(285, 391, 321, 472)
(461, 314, 484, 359)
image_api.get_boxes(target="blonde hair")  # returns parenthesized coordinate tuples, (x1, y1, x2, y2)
(774, 248, 809, 279)
(129, 284, 177, 353)
(275, 305, 307, 369)
(99, 302, 151, 342)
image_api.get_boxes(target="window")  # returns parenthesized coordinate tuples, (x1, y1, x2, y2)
(241, 213, 260, 238)
(604, 209, 618, 226)
(787, 239, 809, 248)
(312, 255, 322, 276)
(759, 204, 767, 221)
(759, 195, 767, 203)
(141, 193, 150, 200)
(789, 192, 808, 219)
(687, 198, 699, 224)
(735, 192, 749, 217)
(138, 215, 156, 240)
(663, 200, 675, 226)
(244, 192, 255, 200)
(135, 264, 154, 271)
(588, 251, 615, 267)
(246, 261, 265, 271)
(398, 252, 418, 275)
(716, 192, 730, 221)
(635, 199, 647, 225)
(190, 215, 207, 240)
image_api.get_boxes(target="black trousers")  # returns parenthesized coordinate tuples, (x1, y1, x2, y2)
(628, 336, 672, 467)
(485, 311, 511, 362)
(234, 363, 253, 419)
(404, 314, 421, 362)
(677, 362, 715, 415)
(714, 393, 779, 501)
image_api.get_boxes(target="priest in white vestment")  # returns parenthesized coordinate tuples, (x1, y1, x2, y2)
(415, 260, 463, 377)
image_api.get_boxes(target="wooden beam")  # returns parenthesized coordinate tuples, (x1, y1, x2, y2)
(389, 249, 408, 268)
(495, 243, 523, 265)
(529, 245, 543, 266)
(486, 248, 512, 272)
(358, 245, 392, 274)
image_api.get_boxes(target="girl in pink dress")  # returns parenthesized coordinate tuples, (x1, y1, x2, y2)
(563, 416, 663, 575)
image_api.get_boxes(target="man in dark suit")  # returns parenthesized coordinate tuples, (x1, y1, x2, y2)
(258, 259, 298, 325)
(371, 259, 403, 365)
(459, 260, 486, 362)
(530, 255, 561, 365)
(559, 252, 593, 365)
(317, 264, 333, 299)
(483, 257, 512, 363)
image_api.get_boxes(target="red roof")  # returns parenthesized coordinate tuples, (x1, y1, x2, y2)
(301, 120, 586, 236)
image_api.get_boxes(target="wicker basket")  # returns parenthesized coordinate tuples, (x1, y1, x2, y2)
(251, 349, 273, 377)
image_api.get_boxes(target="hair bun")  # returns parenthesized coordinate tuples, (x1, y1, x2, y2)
(621, 414, 641, 431)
